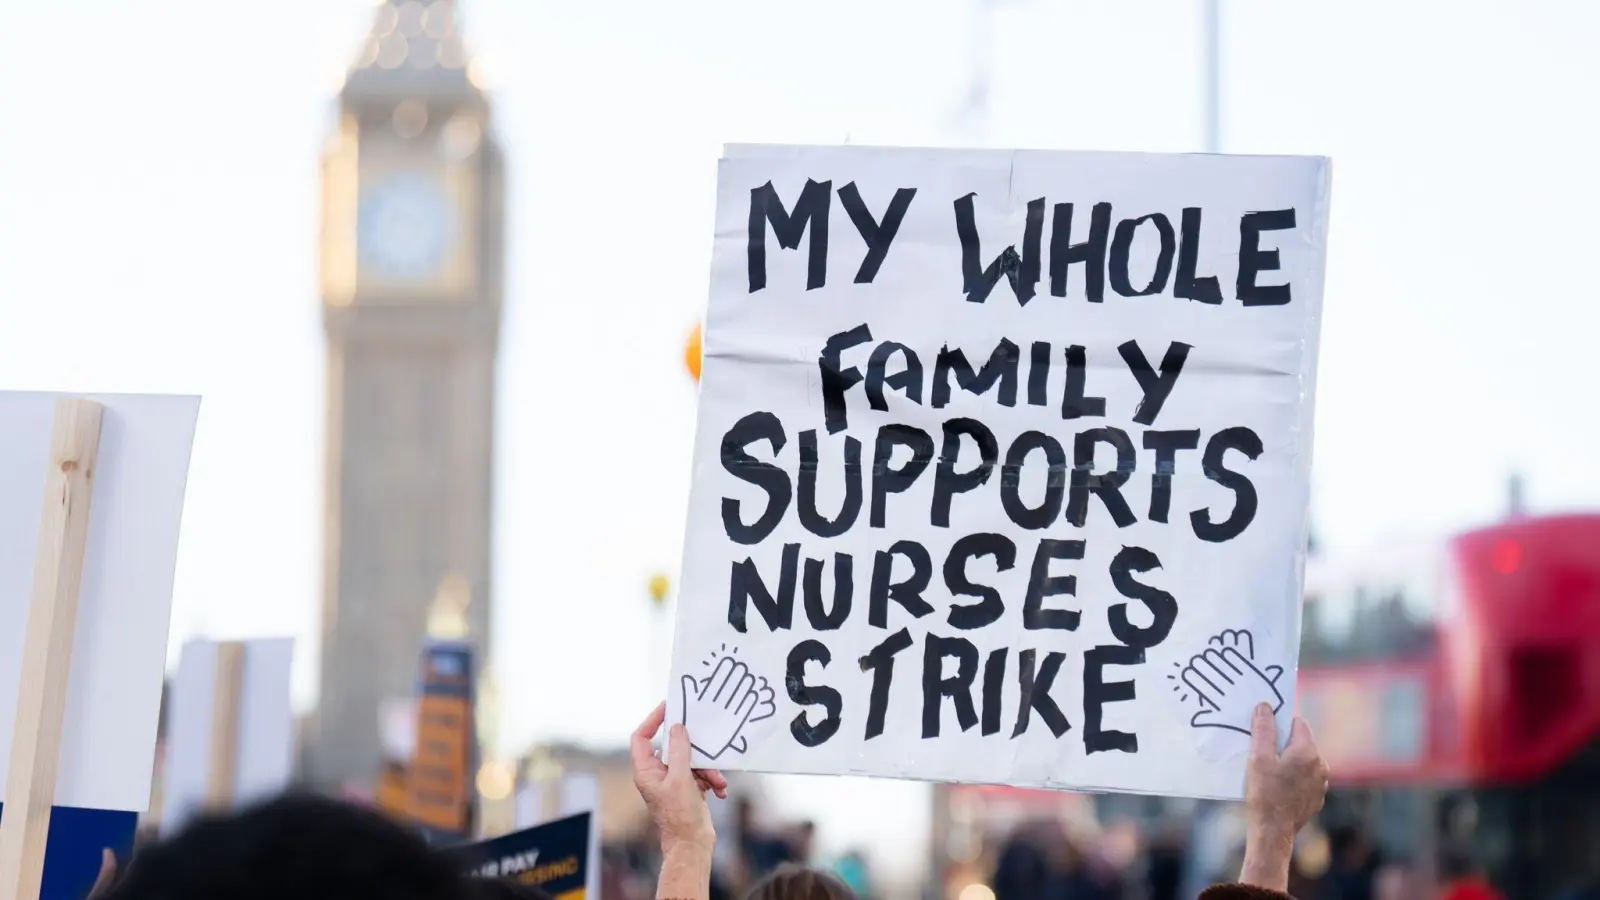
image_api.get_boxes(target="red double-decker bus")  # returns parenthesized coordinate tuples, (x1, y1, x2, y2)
(1298, 513, 1600, 897)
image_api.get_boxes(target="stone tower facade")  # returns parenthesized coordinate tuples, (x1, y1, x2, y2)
(312, 0, 502, 789)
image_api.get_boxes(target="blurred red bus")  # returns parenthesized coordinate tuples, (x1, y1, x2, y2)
(1298, 513, 1600, 897)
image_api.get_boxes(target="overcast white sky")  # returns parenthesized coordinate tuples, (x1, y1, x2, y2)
(2, 0, 1597, 872)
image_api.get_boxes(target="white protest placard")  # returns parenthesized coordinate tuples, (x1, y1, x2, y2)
(511, 775, 602, 900)
(668, 146, 1330, 800)
(513, 781, 542, 830)
(560, 773, 602, 900)
(0, 392, 200, 897)
(159, 637, 295, 834)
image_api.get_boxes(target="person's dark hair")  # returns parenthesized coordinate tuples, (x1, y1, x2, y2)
(102, 792, 472, 900)
(745, 863, 856, 900)
(469, 878, 556, 900)
(1327, 825, 1368, 861)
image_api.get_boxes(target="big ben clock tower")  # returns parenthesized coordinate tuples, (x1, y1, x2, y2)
(312, 0, 503, 788)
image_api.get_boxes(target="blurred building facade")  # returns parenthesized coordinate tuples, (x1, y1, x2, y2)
(513, 744, 647, 841)
(310, 0, 505, 789)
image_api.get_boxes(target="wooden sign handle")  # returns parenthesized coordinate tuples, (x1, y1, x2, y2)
(0, 398, 104, 900)
(204, 641, 245, 811)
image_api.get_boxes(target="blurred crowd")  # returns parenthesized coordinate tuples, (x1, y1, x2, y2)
(95, 701, 1600, 900)
(977, 816, 1600, 900)
(589, 789, 1600, 900)
(603, 795, 874, 900)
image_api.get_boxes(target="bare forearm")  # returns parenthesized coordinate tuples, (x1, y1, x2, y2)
(656, 839, 715, 900)
(1238, 826, 1295, 894)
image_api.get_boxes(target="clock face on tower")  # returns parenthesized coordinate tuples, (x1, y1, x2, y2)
(357, 172, 457, 282)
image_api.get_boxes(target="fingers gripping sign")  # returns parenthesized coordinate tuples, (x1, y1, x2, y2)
(680, 646, 778, 761)
(631, 701, 729, 845)
(1244, 703, 1329, 846)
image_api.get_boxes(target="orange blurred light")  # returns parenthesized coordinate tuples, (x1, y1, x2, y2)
(1491, 539, 1522, 575)
(685, 322, 703, 384)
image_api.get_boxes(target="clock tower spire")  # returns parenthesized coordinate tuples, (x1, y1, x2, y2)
(312, 0, 504, 790)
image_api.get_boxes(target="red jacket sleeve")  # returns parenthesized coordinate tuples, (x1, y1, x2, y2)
(1198, 886, 1296, 900)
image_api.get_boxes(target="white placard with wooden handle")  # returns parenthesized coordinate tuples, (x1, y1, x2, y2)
(159, 636, 295, 835)
(0, 393, 200, 900)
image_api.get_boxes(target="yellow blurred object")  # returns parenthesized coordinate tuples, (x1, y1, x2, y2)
(685, 322, 703, 384)
(958, 884, 995, 900)
(1294, 824, 1331, 878)
(427, 573, 471, 639)
(476, 759, 515, 801)
(648, 573, 671, 608)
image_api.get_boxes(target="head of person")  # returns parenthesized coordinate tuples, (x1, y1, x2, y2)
(1328, 825, 1370, 870)
(1059, 834, 1091, 874)
(735, 796, 757, 831)
(1438, 845, 1482, 884)
(1036, 823, 1087, 875)
(745, 863, 857, 900)
(791, 821, 816, 857)
(101, 792, 473, 900)
(1147, 819, 1185, 853)
(1373, 861, 1412, 900)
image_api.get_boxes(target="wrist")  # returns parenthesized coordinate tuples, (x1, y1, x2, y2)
(1240, 822, 1295, 891)
(660, 824, 716, 858)
(657, 828, 716, 900)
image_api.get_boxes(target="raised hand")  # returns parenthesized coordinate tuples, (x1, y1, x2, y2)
(630, 703, 728, 853)
(1240, 704, 1329, 892)
(680, 650, 777, 760)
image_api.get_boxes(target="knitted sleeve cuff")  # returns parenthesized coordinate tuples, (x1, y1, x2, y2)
(1197, 885, 1296, 900)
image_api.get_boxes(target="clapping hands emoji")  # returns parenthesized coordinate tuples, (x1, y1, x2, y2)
(1174, 629, 1286, 735)
(679, 645, 778, 760)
